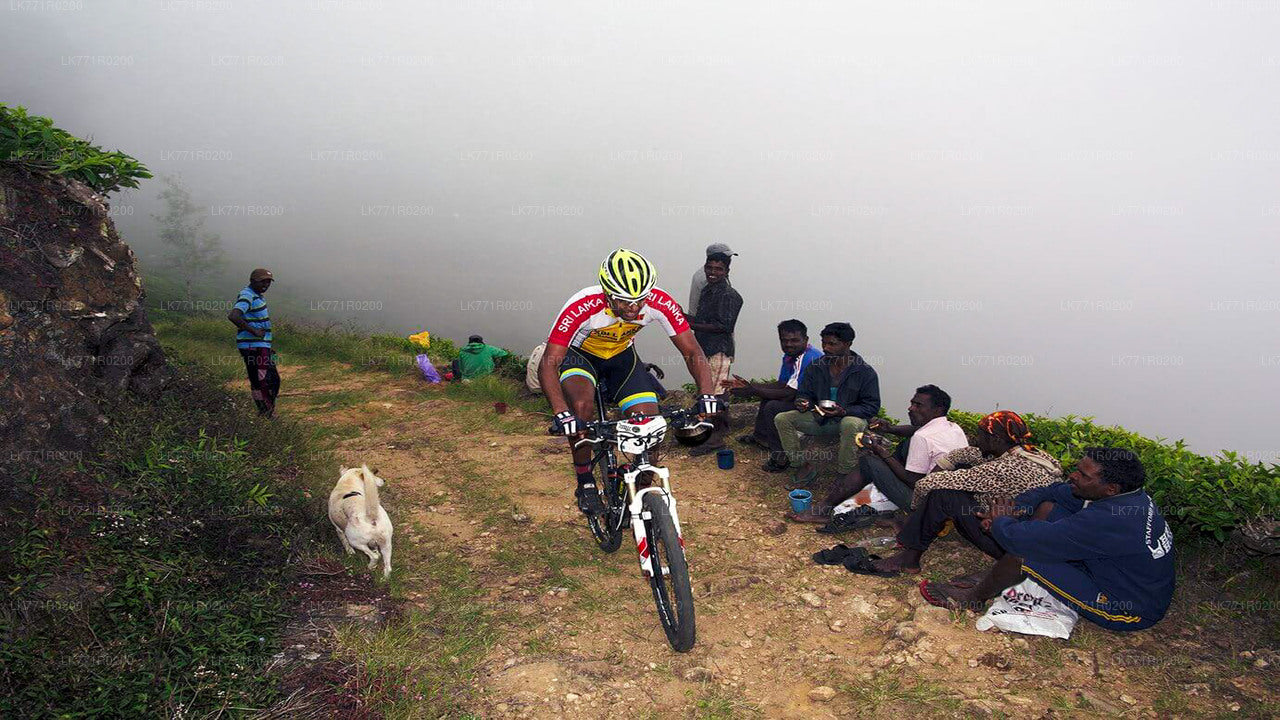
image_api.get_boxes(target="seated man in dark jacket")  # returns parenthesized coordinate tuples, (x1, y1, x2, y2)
(773, 322, 880, 486)
(920, 447, 1176, 632)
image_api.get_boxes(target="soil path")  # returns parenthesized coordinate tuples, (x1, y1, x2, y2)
(282, 366, 1274, 719)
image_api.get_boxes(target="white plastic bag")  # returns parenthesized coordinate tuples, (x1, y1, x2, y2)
(976, 578, 1079, 639)
(832, 485, 899, 515)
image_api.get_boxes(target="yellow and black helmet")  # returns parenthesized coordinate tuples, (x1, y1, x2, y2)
(598, 248, 656, 302)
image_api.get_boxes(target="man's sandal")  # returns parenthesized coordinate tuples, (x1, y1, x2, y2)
(918, 580, 984, 611)
(841, 549, 903, 578)
(811, 544, 854, 565)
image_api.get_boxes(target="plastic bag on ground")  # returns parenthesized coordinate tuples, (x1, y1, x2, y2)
(408, 330, 431, 349)
(416, 354, 442, 383)
(975, 578, 1079, 639)
(833, 485, 899, 515)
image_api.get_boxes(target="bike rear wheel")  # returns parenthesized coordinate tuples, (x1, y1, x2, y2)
(641, 492, 695, 652)
(586, 457, 624, 553)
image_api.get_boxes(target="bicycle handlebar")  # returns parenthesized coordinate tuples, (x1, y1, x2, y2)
(547, 406, 712, 439)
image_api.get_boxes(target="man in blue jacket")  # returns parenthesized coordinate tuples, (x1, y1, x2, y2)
(920, 447, 1175, 631)
(773, 322, 881, 486)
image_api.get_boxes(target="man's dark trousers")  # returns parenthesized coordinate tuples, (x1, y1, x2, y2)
(240, 347, 280, 417)
(750, 399, 792, 452)
(897, 489, 1005, 558)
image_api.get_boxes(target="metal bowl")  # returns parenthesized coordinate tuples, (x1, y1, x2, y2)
(673, 422, 713, 447)
(816, 400, 839, 414)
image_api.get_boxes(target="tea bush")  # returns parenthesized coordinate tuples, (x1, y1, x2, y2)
(0, 366, 333, 717)
(0, 104, 151, 194)
(948, 411, 1280, 542)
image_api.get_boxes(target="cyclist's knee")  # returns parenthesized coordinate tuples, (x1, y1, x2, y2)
(571, 397, 595, 419)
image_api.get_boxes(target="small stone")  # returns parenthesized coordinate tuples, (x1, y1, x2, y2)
(495, 703, 509, 713)
(913, 604, 952, 628)
(764, 521, 787, 536)
(800, 592, 824, 608)
(828, 585, 845, 596)
(945, 643, 963, 658)
(1007, 696, 1033, 706)
(829, 619, 845, 633)
(512, 512, 530, 523)
(808, 686, 837, 702)
(1012, 638, 1029, 650)
(565, 693, 580, 702)
(1120, 694, 1137, 705)
(739, 640, 753, 649)
(683, 666, 713, 681)
(968, 659, 980, 668)
(1254, 657, 1270, 670)
(302, 652, 321, 661)
(893, 623, 921, 643)
(449, 655, 460, 664)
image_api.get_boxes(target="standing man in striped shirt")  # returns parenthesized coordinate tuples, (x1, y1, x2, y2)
(227, 268, 279, 417)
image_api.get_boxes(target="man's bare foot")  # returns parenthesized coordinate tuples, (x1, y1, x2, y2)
(785, 509, 829, 524)
(870, 549, 920, 575)
(947, 571, 985, 589)
(919, 580, 985, 611)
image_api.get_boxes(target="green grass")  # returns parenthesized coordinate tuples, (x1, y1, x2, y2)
(690, 684, 761, 719)
(840, 672, 962, 716)
(331, 530, 495, 718)
(0, 363, 333, 718)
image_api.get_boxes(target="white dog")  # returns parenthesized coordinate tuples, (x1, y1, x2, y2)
(328, 465, 393, 578)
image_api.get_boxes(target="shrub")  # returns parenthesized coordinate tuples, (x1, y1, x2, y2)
(949, 411, 1280, 542)
(0, 365, 330, 717)
(0, 104, 152, 195)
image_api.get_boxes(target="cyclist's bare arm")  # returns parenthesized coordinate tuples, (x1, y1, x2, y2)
(538, 341, 572, 414)
(670, 330, 717, 396)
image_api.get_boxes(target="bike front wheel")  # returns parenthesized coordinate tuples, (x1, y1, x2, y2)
(641, 492, 695, 652)
(586, 462, 624, 553)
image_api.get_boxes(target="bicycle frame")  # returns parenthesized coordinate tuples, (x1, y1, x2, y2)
(582, 383, 692, 577)
(622, 456, 683, 577)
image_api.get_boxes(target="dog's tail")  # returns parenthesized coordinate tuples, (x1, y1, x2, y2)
(360, 465, 382, 525)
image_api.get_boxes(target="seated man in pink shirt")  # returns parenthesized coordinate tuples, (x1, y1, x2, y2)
(794, 385, 968, 531)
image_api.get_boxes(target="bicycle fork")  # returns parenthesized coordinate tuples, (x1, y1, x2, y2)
(622, 464, 684, 577)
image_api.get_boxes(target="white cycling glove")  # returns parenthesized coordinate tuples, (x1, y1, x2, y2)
(553, 410, 580, 436)
(698, 394, 723, 415)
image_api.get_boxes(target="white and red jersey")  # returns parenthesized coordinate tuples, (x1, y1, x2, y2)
(547, 285, 690, 359)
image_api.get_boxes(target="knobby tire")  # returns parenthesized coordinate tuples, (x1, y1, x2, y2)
(641, 492, 696, 652)
(586, 455, 624, 553)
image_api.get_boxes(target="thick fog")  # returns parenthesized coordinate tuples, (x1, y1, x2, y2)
(4, 0, 1277, 458)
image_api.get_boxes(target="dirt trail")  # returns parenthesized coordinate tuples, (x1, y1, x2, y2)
(279, 366, 1274, 719)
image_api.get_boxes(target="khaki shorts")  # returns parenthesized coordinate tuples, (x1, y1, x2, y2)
(707, 353, 733, 395)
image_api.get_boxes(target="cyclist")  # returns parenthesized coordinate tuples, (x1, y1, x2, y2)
(539, 248, 723, 516)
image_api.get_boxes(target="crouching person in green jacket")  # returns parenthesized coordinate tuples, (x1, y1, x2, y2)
(451, 335, 509, 381)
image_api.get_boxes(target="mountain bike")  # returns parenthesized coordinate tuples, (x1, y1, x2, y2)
(553, 387, 709, 652)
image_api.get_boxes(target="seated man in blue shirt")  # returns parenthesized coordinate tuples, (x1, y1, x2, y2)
(920, 447, 1175, 631)
(726, 319, 822, 470)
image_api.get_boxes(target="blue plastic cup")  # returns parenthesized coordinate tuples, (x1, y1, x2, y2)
(789, 489, 813, 514)
(716, 447, 735, 470)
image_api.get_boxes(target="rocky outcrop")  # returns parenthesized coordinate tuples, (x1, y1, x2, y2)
(0, 164, 170, 469)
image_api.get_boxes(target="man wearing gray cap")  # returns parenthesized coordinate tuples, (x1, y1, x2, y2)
(228, 268, 279, 417)
(688, 243, 737, 316)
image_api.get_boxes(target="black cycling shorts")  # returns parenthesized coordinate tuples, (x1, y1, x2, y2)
(558, 345, 658, 412)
